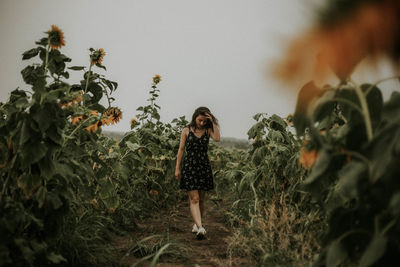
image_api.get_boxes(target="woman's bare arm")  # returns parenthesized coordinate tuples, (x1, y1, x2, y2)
(205, 113, 220, 142)
(175, 127, 189, 179)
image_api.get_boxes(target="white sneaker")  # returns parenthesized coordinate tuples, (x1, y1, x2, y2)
(192, 224, 199, 233)
(196, 226, 206, 240)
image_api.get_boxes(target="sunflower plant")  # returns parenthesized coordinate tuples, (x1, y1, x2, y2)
(0, 25, 125, 265)
(284, 1, 400, 265)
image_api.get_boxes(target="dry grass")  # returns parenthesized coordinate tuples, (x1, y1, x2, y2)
(227, 193, 323, 266)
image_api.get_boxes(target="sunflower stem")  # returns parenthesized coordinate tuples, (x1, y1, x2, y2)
(63, 116, 92, 147)
(84, 64, 93, 94)
(103, 84, 112, 108)
(350, 79, 373, 141)
(44, 38, 50, 75)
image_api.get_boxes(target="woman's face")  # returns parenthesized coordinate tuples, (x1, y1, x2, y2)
(195, 114, 208, 129)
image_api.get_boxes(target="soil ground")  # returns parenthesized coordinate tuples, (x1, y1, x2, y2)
(112, 196, 254, 267)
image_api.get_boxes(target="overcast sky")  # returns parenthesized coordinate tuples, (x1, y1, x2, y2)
(1, 0, 397, 139)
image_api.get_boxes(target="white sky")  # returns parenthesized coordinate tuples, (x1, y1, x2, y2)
(1, 0, 398, 139)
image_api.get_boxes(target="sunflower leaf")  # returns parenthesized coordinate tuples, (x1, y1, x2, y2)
(68, 66, 86, 71)
(22, 48, 40, 60)
(96, 63, 106, 70)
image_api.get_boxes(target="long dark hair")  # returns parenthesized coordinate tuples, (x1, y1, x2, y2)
(187, 107, 218, 131)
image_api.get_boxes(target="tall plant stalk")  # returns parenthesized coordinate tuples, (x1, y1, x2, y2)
(350, 79, 373, 141)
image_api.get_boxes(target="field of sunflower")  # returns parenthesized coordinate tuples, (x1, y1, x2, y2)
(1, 1, 400, 265)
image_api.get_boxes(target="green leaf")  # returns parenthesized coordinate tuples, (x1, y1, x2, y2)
(14, 238, 35, 263)
(22, 48, 39, 60)
(294, 81, 323, 136)
(304, 149, 331, 185)
(87, 82, 103, 103)
(382, 91, 400, 123)
(68, 66, 86, 71)
(61, 71, 69, 78)
(326, 240, 348, 267)
(17, 174, 42, 199)
(270, 114, 287, 130)
(47, 192, 63, 210)
(19, 119, 31, 146)
(389, 192, 400, 216)
(253, 113, 264, 121)
(126, 141, 141, 152)
(21, 141, 48, 168)
(35, 186, 47, 208)
(359, 233, 387, 267)
(35, 37, 48, 46)
(363, 83, 383, 131)
(238, 170, 256, 196)
(38, 157, 56, 178)
(47, 252, 67, 264)
(46, 125, 63, 145)
(334, 161, 366, 200)
(96, 63, 106, 70)
(269, 130, 284, 143)
(32, 106, 52, 133)
(247, 121, 264, 139)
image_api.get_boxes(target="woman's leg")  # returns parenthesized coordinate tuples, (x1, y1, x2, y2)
(199, 190, 206, 220)
(188, 190, 202, 228)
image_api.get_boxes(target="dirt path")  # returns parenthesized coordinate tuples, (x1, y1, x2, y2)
(113, 197, 254, 267)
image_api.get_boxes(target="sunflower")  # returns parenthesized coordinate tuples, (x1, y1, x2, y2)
(149, 189, 159, 196)
(90, 198, 99, 209)
(152, 74, 162, 84)
(104, 107, 122, 125)
(100, 116, 113, 126)
(285, 114, 293, 126)
(86, 122, 99, 133)
(48, 25, 65, 50)
(91, 48, 106, 65)
(59, 92, 82, 108)
(130, 118, 138, 125)
(89, 110, 99, 116)
(275, 0, 400, 84)
(298, 148, 319, 169)
(71, 116, 83, 125)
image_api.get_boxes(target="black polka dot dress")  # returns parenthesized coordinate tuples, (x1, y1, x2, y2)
(179, 128, 214, 191)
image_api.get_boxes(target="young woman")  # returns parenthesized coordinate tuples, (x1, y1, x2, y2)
(175, 107, 220, 240)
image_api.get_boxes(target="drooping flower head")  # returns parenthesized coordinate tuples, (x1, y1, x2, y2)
(48, 25, 65, 50)
(71, 116, 83, 125)
(103, 107, 123, 125)
(299, 147, 319, 169)
(152, 74, 162, 85)
(86, 122, 100, 133)
(91, 48, 106, 65)
(130, 118, 139, 125)
(149, 189, 159, 196)
(274, 0, 400, 84)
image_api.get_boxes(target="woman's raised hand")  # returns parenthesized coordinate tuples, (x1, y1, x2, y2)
(205, 112, 213, 123)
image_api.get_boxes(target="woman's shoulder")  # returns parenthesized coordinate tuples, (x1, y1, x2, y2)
(182, 126, 190, 135)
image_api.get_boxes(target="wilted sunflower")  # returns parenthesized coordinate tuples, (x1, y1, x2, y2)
(104, 107, 122, 124)
(86, 121, 101, 133)
(100, 116, 113, 126)
(153, 74, 162, 84)
(298, 148, 319, 169)
(285, 114, 294, 126)
(149, 189, 159, 196)
(58, 92, 82, 108)
(48, 25, 65, 50)
(71, 116, 83, 125)
(91, 48, 106, 65)
(275, 0, 400, 84)
(89, 110, 99, 116)
(130, 118, 138, 125)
